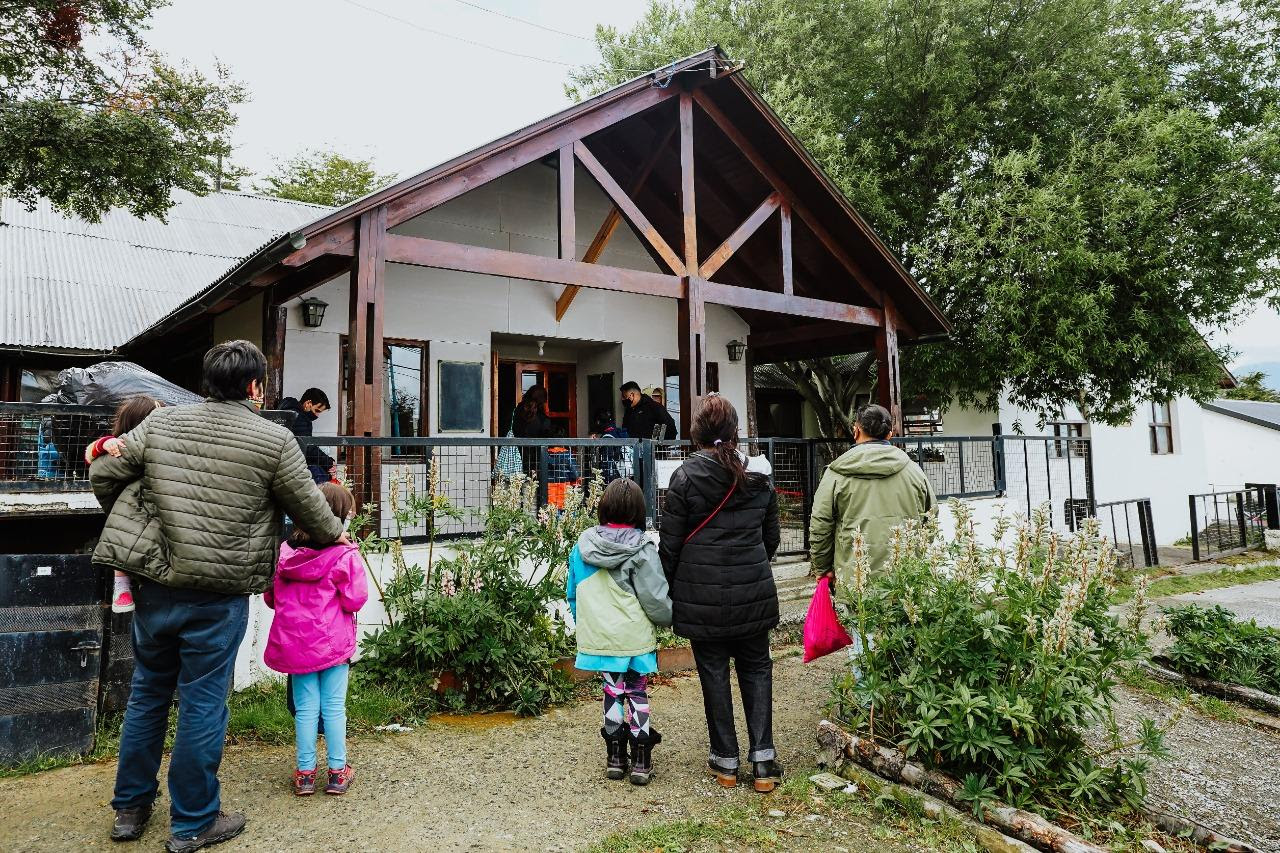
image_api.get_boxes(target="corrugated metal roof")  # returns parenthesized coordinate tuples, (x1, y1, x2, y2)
(1202, 399, 1280, 432)
(0, 191, 331, 353)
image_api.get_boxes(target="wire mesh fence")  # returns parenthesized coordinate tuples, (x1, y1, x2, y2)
(1187, 487, 1269, 561)
(0, 404, 114, 491)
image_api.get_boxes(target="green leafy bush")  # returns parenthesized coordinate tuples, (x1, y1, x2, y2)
(358, 470, 603, 714)
(830, 503, 1164, 814)
(1164, 604, 1280, 694)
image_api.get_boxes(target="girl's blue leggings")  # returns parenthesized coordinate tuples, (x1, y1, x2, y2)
(291, 664, 349, 772)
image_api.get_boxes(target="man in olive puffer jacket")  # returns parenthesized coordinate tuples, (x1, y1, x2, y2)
(91, 340, 346, 852)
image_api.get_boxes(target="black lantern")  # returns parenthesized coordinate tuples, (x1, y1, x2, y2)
(726, 338, 746, 363)
(300, 297, 328, 328)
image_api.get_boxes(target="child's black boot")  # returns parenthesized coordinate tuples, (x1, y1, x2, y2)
(628, 728, 661, 786)
(601, 726, 628, 780)
(752, 759, 784, 793)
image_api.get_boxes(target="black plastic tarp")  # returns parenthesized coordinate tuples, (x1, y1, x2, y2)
(42, 362, 202, 408)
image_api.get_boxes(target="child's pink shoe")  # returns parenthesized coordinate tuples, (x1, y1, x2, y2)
(112, 589, 135, 614)
(325, 765, 354, 795)
(293, 769, 317, 796)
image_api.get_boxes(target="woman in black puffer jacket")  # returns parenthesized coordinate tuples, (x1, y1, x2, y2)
(658, 394, 781, 792)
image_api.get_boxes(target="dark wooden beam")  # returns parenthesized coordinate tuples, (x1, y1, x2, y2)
(679, 92, 697, 271)
(556, 122, 677, 321)
(780, 200, 794, 296)
(558, 145, 575, 262)
(744, 344, 758, 440)
(383, 233, 684, 299)
(284, 84, 680, 267)
(747, 320, 867, 350)
(677, 275, 706, 436)
(573, 140, 685, 276)
(348, 208, 387, 440)
(701, 280, 882, 326)
(691, 89, 885, 308)
(875, 300, 902, 435)
(262, 287, 287, 408)
(698, 191, 780, 279)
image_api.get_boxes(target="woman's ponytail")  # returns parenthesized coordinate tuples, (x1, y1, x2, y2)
(690, 394, 747, 490)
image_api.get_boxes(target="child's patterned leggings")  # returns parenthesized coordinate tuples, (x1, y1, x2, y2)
(602, 671, 650, 737)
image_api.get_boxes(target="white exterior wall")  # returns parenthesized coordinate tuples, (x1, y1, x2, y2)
(939, 395, 1214, 545)
(272, 160, 751, 440)
(1201, 410, 1280, 491)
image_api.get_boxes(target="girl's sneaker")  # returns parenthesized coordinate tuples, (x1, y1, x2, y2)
(293, 769, 317, 796)
(112, 589, 135, 613)
(325, 765, 354, 795)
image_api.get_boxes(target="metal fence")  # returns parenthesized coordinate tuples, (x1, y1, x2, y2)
(1187, 486, 1271, 561)
(0, 403, 113, 491)
(1094, 498, 1158, 568)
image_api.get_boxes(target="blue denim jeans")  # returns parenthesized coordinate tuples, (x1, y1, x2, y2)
(111, 583, 248, 837)
(291, 664, 349, 772)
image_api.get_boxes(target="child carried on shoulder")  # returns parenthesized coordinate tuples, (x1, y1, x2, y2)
(566, 478, 672, 785)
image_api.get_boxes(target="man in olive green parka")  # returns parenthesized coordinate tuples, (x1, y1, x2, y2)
(808, 405, 935, 596)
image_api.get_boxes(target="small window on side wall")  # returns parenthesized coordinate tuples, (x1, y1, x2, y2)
(1149, 402, 1174, 455)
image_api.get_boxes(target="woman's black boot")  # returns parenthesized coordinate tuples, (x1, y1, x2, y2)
(628, 729, 662, 786)
(752, 759, 783, 793)
(601, 727, 628, 780)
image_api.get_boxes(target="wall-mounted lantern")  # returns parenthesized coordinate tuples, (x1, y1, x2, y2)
(726, 338, 746, 363)
(300, 297, 328, 328)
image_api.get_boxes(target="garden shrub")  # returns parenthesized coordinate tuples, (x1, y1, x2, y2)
(1164, 604, 1280, 694)
(830, 502, 1165, 815)
(358, 469, 603, 715)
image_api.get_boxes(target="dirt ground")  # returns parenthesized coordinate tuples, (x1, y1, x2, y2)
(2, 648, 1277, 852)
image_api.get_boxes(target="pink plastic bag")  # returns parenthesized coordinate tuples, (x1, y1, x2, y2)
(802, 576, 853, 663)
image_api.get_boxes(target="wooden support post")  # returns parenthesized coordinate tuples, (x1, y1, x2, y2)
(780, 200, 794, 296)
(678, 276, 707, 437)
(875, 301, 902, 436)
(261, 287, 287, 408)
(744, 344, 758, 440)
(558, 145, 575, 261)
(347, 207, 387, 508)
(679, 92, 697, 271)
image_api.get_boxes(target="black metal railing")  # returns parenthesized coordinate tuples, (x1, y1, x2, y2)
(0, 403, 114, 491)
(1095, 498, 1158, 568)
(1187, 486, 1272, 561)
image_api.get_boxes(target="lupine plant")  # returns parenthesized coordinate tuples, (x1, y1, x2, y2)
(1164, 604, 1280, 695)
(359, 468, 604, 715)
(830, 502, 1166, 815)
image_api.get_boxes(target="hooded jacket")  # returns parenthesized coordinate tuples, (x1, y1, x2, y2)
(278, 396, 335, 473)
(658, 452, 781, 640)
(808, 441, 936, 592)
(264, 542, 368, 675)
(567, 525, 672, 662)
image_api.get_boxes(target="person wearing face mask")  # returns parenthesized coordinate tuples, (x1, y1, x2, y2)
(277, 388, 337, 484)
(620, 381, 676, 441)
(265, 481, 367, 798)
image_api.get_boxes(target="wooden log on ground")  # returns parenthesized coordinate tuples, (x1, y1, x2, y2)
(1146, 658, 1280, 717)
(835, 761, 1039, 853)
(817, 720, 1106, 853)
(1140, 809, 1261, 853)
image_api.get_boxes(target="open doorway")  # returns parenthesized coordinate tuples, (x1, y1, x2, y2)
(496, 361, 577, 436)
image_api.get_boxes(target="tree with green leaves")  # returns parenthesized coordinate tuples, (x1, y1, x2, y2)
(259, 149, 396, 208)
(0, 0, 246, 221)
(570, 0, 1280, 427)
(1221, 371, 1280, 403)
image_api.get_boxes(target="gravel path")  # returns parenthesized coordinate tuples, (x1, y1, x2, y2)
(0, 651, 848, 852)
(2, 646, 1277, 852)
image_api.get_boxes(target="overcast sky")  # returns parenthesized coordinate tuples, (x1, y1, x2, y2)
(144, 0, 1280, 374)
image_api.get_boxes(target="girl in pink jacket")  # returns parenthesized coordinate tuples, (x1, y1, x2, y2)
(264, 482, 368, 796)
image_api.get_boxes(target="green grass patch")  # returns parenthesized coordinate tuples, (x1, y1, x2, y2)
(589, 767, 974, 853)
(1115, 666, 1243, 724)
(1112, 563, 1280, 603)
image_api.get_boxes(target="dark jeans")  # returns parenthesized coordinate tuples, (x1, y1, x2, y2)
(690, 632, 776, 769)
(111, 583, 248, 837)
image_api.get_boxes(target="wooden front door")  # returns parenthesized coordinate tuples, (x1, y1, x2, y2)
(515, 361, 576, 437)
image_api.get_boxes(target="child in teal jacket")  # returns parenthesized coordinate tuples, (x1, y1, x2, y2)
(566, 478, 672, 786)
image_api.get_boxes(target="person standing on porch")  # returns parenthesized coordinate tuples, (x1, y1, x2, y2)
(277, 388, 336, 485)
(808, 403, 935, 590)
(90, 340, 348, 852)
(657, 395, 783, 792)
(620, 381, 675, 440)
